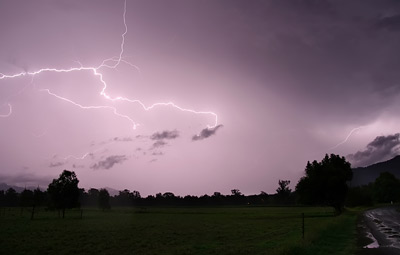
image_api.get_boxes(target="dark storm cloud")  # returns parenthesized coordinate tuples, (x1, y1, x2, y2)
(347, 133, 400, 167)
(192, 125, 223, 141)
(152, 151, 164, 156)
(377, 14, 400, 31)
(150, 130, 179, 140)
(91, 155, 128, 170)
(49, 161, 64, 168)
(212, 0, 400, 125)
(113, 137, 133, 142)
(152, 140, 167, 149)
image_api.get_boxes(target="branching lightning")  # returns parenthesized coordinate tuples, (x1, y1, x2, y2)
(330, 126, 365, 150)
(0, 103, 12, 118)
(0, 0, 218, 132)
(63, 147, 102, 161)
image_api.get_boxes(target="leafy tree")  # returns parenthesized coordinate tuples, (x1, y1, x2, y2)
(132, 190, 141, 199)
(346, 185, 373, 207)
(20, 189, 34, 207)
(231, 189, 242, 196)
(295, 154, 352, 214)
(276, 180, 291, 197)
(33, 188, 45, 207)
(373, 172, 400, 203)
(47, 170, 80, 218)
(98, 188, 111, 210)
(230, 189, 246, 205)
(116, 189, 132, 206)
(5, 188, 18, 207)
(213, 192, 222, 197)
(86, 188, 100, 207)
(0, 190, 5, 207)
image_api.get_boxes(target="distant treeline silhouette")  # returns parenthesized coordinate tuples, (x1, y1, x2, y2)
(2, 154, 399, 214)
(0, 186, 296, 208)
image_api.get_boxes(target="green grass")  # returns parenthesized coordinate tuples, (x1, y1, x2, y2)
(0, 206, 358, 255)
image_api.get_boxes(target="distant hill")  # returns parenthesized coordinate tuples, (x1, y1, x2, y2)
(0, 183, 122, 197)
(351, 155, 400, 186)
(0, 183, 40, 193)
(104, 187, 120, 197)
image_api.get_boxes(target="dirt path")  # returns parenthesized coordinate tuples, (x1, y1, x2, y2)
(357, 206, 400, 255)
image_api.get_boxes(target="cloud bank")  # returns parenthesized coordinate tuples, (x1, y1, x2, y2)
(347, 133, 400, 167)
(150, 130, 179, 140)
(149, 130, 179, 150)
(91, 155, 128, 170)
(49, 161, 64, 168)
(192, 125, 223, 141)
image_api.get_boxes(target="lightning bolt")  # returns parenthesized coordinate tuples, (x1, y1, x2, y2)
(330, 126, 365, 150)
(63, 148, 99, 161)
(0, 0, 218, 132)
(0, 104, 12, 118)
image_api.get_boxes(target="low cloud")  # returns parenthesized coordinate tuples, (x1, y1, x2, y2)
(152, 140, 167, 149)
(377, 15, 400, 31)
(152, 151, 164, 156)
(49, 162, 64, 168)
(113, 137, 133, 142)
(192, 125, 223, 141)
(150, 130, 179, 140)
(347, 133, 400, 167)
(0, 172, 51, 187)
(91, 155, 128, 170)
(149, 130, 179, 150)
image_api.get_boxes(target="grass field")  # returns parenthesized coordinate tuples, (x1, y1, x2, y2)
(0, 206, 357, 255)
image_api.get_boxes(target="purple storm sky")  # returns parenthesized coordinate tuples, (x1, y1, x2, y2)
(1, 0, 400, 196)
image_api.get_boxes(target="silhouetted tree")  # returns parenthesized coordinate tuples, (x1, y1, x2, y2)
(231, 189, 242, 196)
(85, 188, 100, 207)
(276, 180, 291, 203)
(98, 188, 111, 210)
(20, 189, 34, 207)
(47, 170, 80, 218)
(131, 190, 141, 206)
(0, 190, 5, 207)
(346, 184, 373, 207)
(5, 188, 18, 207)
(230, 189, 246, 205)
(33, 188, 45, 207)
(373, 172, 400, 203)
(295, 154, 352, 214)
(116, 189, 132, 206)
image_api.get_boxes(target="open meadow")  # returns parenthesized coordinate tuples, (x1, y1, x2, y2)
(0, 206, 358, 255)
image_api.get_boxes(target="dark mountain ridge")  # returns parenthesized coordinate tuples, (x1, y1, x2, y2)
(351, 155, 400, 186)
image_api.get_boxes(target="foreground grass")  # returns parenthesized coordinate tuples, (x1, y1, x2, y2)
(0, 206, 357, 255)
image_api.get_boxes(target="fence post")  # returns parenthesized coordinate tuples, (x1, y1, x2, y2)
(31, 205, 35, 220)
(302, 212, 305, 239)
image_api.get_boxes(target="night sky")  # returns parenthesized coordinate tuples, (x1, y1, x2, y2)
(1, 0, 400, 195)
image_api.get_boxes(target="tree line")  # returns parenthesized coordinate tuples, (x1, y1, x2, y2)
(1, 154, 399, 217)
(0, 177, 295, 211)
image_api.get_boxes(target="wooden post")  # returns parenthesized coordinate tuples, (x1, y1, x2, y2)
(302, 213, 305, 239)
(31, 205, 35, 220)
